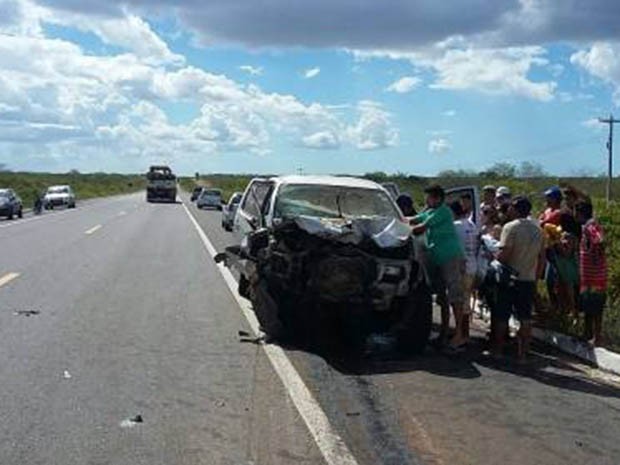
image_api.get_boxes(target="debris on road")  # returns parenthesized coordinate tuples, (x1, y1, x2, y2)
(238, 330, 251, 337)
(63, 370, 72, 379)
(120, 415, 143, 428)
(13, 310, 40, 317)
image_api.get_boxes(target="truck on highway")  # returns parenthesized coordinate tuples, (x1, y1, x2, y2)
(146, 166, 177, 202)
(216, 175, 433, 354)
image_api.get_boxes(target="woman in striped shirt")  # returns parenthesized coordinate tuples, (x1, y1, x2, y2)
(575, 201, 608, 346)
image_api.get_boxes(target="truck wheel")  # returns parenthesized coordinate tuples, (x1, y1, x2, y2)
(7, 209, 13, 220)
(17, 207, 23, 218)
(395, 283, 433, 355)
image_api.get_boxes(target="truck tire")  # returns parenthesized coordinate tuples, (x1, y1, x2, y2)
(17, 207, 23, 218)
(395, 283, 433, 355)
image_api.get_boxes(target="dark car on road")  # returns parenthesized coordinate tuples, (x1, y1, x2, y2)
(0, 188, 23, 219)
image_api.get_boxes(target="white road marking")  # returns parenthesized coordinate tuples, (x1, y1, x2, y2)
(0, 272, 20, 288)
(84, 224, 102, 235)
(182, 202, 359, 465)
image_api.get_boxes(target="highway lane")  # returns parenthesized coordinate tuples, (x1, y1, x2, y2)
(185, 194, 620, 465)
(0, 194, 325, 465)
(2, 190, 620, 465)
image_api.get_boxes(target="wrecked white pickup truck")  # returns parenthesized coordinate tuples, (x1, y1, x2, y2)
(216, 176, 432, 354)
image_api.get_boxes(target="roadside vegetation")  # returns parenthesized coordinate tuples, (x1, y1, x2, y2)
(183, 168, 620, 351)
(0, 171, 146, 208)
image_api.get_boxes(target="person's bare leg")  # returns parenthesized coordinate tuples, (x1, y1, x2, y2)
(593, 314, 603, 347)
(450, 304, 467, 346)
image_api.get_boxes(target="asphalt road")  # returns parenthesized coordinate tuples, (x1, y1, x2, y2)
(1, 192, 619, 465)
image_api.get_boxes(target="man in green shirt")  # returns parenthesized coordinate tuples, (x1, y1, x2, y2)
(411, 185, 467, 349)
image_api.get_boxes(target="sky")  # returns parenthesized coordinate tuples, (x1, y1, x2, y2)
(1, 0, 620, 176)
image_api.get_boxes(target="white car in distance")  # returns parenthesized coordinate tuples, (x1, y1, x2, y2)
(44, 185, 76, 209)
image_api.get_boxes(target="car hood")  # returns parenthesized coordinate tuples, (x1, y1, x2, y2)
(277, 215, 411, 249)
(45, 193, 69, 199)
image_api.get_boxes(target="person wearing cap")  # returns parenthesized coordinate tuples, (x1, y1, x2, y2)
(481, 185, 497, 209)
(494, 196, 544, 361)
(495, 186, 512, 226)
(540, 186, 563, 226)
(411, 184, 467, 349)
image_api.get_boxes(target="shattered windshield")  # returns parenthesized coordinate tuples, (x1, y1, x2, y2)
(274, 184, 400, 219)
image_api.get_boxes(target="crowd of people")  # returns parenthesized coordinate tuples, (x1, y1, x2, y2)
(402, 182, 608, 362)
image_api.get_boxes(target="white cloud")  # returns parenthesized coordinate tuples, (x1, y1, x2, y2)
(0, 20, 401, 171)
(303, 67, 320, 79)
(347, 101, 398, 150)
(581, 118, 605, 131)
(239, 65, 263, 76)
(81, 15, 184, 65)
(385, 76, 421, 93)
(302, 131, 340, 149)
(429, 46, 556, 101)
(355, 44, 556, 101)
(442, 109, 457, 117)
(571, 42, 620, 104)
(428, 138, 452, 154)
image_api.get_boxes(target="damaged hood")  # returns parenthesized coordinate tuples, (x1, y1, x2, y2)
(281, 215, 412, 249)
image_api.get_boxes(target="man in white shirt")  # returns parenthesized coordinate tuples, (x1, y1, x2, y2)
(449, 201, 480, 344)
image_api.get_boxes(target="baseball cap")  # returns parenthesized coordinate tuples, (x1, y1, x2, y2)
(496, 186, 511, 197)
(544, 186, 562, 199)
(482, 185, 497, 192)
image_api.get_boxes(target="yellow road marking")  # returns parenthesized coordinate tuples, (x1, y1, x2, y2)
(0, 272, 20, 288)
(85, 225, 102, 235)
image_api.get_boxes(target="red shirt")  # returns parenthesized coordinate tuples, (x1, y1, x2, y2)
(539, 207, 562, 226)
(579, 219, 607, 293)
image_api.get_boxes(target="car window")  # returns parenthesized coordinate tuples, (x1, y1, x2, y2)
(241, 181, 273, 218)
(202, 190, 221, 196)
(274, 184, 400, 219)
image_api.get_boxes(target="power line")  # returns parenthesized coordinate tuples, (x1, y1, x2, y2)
(599, 114, 620, 204)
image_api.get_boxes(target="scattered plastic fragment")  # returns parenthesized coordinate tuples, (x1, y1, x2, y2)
(63, 370, 72, 379)
(13, 310, 40, 317)
(120, 415, 143, 428)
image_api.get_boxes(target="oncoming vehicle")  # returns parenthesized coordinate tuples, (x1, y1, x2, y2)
(146, 166, 176, 202)
(217, 176, 432, 353)
(221, 192, 243, 231)
(44, 185, 76, 209)
(197, 189, 223, 210)
(0, 188, 23, 219)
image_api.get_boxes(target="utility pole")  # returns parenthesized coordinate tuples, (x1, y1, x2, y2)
(599, 114, 620, 204)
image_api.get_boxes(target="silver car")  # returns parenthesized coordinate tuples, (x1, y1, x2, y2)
(196, 188, 223, 210)
(221, 192, 242, 231)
